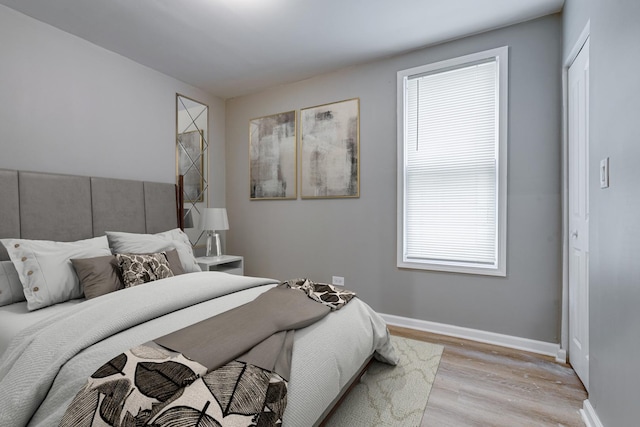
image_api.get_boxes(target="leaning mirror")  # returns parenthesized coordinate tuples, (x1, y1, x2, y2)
(176, 94, 208, 246)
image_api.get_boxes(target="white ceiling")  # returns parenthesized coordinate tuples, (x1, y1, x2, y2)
(0, 0, 563, 99)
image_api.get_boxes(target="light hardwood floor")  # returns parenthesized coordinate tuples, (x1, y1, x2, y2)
(388, 326, 587, 427)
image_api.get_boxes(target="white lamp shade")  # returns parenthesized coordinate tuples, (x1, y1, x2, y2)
(199, 208, 229, 231)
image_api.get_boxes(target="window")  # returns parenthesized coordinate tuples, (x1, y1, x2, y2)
(397, 47, 508, 276)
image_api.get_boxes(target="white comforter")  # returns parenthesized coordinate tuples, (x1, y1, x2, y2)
(0, 272, 397, 427)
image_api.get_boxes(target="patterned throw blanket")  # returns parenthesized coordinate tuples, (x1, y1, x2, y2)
(60, 280, 355, 427)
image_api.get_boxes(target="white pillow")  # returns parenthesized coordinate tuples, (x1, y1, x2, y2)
(105, 228, 201, 273)
(1, 236, 112, 311)
(0, 261, 25, 307)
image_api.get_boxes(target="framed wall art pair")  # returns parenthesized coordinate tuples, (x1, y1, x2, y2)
(249, 98, 359, 200)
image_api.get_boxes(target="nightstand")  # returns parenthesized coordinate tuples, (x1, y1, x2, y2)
(196, 255, 244, 276)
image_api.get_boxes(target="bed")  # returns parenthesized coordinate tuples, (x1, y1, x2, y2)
(0, 169, 397, 427)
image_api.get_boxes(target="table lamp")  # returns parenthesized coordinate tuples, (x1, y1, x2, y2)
(199, 208, 229, 257)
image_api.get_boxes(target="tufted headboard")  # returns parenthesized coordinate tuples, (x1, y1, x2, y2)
(0, 169, 178, 261)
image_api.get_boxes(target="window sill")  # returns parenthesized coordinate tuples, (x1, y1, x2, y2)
(397, 259, 506, 277)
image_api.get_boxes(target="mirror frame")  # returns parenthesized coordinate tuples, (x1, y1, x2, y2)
(176, 93, 209, 246)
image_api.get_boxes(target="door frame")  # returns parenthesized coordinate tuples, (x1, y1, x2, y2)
(560, 20, 590, 364)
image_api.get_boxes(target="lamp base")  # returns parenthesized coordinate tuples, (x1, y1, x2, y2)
(206, 232, 223, 257)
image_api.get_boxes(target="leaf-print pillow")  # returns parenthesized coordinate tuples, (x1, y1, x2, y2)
(115, 252, 174, 288)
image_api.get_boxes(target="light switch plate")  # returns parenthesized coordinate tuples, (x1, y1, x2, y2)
(600, 157, 609, 189)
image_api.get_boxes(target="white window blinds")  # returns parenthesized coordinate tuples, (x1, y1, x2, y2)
(398, 47, 507, 276)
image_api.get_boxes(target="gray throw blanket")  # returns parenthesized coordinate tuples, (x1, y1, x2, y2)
(59, 281, 356, 426)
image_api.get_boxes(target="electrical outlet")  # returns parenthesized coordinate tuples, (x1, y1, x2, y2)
(332, 276, 344, 286)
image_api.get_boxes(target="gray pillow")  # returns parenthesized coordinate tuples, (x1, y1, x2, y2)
(164, 249, 186, 275)
(0, 261, 26, 307)
(71, 255, 124, 300)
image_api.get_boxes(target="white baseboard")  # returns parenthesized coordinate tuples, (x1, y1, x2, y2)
(381, 313, 564, 360)
(556, 348, 567, 364)
(581, 399, 604, 427)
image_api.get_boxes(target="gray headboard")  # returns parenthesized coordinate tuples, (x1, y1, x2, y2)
(0, 169, 178, 261)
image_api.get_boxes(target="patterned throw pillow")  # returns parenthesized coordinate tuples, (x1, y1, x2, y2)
(283, 278, 356, 311)
(115, 252, 174, 288)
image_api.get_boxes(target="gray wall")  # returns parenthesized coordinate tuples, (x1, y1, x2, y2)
(564, 1, 640, 426)
(0, 5, 226, 208)
(562, 0, 592, 58)
(226, 15, 563, 343)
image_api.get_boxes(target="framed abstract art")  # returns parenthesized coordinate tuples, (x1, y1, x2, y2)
(300, 98, 360, 198)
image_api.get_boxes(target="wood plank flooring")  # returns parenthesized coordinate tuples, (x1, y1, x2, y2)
(388, 326, 587, 427)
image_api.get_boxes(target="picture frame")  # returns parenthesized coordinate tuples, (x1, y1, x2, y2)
(300, 98, 360, 198)
(249, 110, 297, 200)
(177, 129, 204, 203)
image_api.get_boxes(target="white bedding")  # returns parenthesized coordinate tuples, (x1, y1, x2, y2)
(0, 272, 397, 427)
(0, 299, 84, 355)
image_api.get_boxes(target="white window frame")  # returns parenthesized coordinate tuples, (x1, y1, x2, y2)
(396, 46, 508, 276)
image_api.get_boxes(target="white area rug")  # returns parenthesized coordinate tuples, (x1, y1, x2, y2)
(325, 335, 444, 427)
